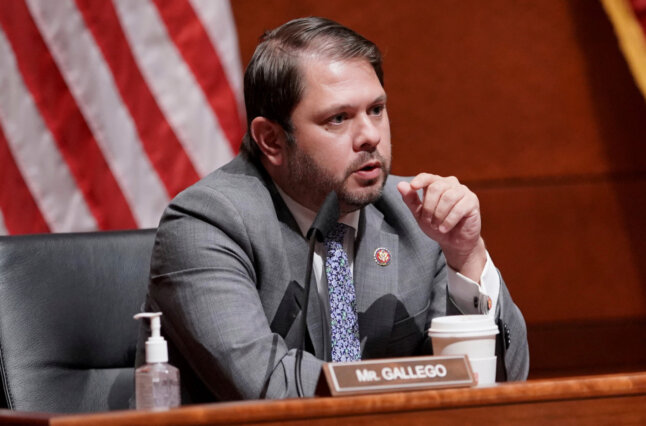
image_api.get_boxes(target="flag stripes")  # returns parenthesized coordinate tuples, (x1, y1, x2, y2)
(74, 0, 200, 198)
(32, 0, 171, 228)
(114, 0, 237, 177)
(1, 0, 138, 230)
(0, 27, 97, 233)
(0, 0, 243, 235)
(153, 0, 243, 153)
(190, 0, 244, 118)
(0, 123, 50, 234)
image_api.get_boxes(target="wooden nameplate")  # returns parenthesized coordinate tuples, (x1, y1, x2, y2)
(316, 355, 475, 397)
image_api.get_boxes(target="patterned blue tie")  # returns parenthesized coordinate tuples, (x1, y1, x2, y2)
(325, 223, 361, 362)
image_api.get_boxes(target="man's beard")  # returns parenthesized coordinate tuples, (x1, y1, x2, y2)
(285, 140, 391, 213)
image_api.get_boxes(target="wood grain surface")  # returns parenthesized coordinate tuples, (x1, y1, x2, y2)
(22, 372, 645, 425)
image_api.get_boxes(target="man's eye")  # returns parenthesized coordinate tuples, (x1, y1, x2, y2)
(370, 105, 385, 115)
(329, 114, 346, 124)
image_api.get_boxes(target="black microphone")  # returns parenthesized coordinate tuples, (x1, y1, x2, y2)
(306, 191, 340, 242)
(295, 191, 339, 397)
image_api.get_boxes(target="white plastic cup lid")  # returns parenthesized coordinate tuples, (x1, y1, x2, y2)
(428, 315, 498, 336)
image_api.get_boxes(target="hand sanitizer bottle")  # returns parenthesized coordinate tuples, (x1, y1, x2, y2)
(134, 312, 180, 410)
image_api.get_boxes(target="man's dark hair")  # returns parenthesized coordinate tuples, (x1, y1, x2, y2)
(240, 17, 384, 160)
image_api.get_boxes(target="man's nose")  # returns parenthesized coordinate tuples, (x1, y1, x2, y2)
(353, 114, 381, 151)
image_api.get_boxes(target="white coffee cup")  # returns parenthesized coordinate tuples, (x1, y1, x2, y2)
(428, 315, 499, 385)
(467, 356, 497, 385)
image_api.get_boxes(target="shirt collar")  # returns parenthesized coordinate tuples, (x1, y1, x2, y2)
(274, 184, 359, 238)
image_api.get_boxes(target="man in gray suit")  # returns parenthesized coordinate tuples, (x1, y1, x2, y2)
(137, 17, 529, 403)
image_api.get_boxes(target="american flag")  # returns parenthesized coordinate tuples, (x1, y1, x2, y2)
(0, 0, 244, 235)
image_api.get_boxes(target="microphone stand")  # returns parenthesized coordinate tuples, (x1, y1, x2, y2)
(295, 191, 339, 397)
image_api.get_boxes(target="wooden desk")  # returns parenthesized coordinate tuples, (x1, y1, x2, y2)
(3, 372, 646, 425)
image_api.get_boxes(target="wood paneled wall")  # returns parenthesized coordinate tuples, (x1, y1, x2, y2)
(231, 1, 646, 378)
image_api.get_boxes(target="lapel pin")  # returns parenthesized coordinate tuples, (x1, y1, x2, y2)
(373, 248, 391, 266)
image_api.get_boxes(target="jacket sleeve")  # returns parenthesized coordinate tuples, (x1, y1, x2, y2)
(496, 274, 530, 381)
(146, 184, 323, 401)
(438, 254, 529, 381)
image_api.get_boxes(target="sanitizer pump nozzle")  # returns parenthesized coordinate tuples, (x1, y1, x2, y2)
(134, 312, 180, 410)
(134, 312, 168, 363)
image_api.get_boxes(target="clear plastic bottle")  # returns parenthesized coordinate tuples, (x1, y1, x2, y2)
(134, 312, 180, 410)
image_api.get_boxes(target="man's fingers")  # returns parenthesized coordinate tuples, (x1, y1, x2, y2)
(431, 186, 466, 227)
(401, 174, 480, 236)
(397, 181, 422, 213)
(437, 196, 478, 233)
(408, 173, 439, 190)
(409, 173, 459, 191)
(422, 179, 453, 220)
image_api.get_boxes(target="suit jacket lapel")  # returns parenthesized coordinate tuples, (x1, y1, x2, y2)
(355, 205, 399, 359)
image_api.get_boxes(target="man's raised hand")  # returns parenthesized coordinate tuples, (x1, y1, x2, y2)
(397, 173, 487, 282)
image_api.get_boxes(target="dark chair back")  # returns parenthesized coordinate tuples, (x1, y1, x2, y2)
(0, 229, 155, 413)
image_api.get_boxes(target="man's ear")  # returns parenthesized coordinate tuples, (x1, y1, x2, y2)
(250, 117, 287, 166)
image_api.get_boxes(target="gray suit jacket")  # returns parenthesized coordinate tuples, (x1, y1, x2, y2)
(136, 154, 529, 403)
